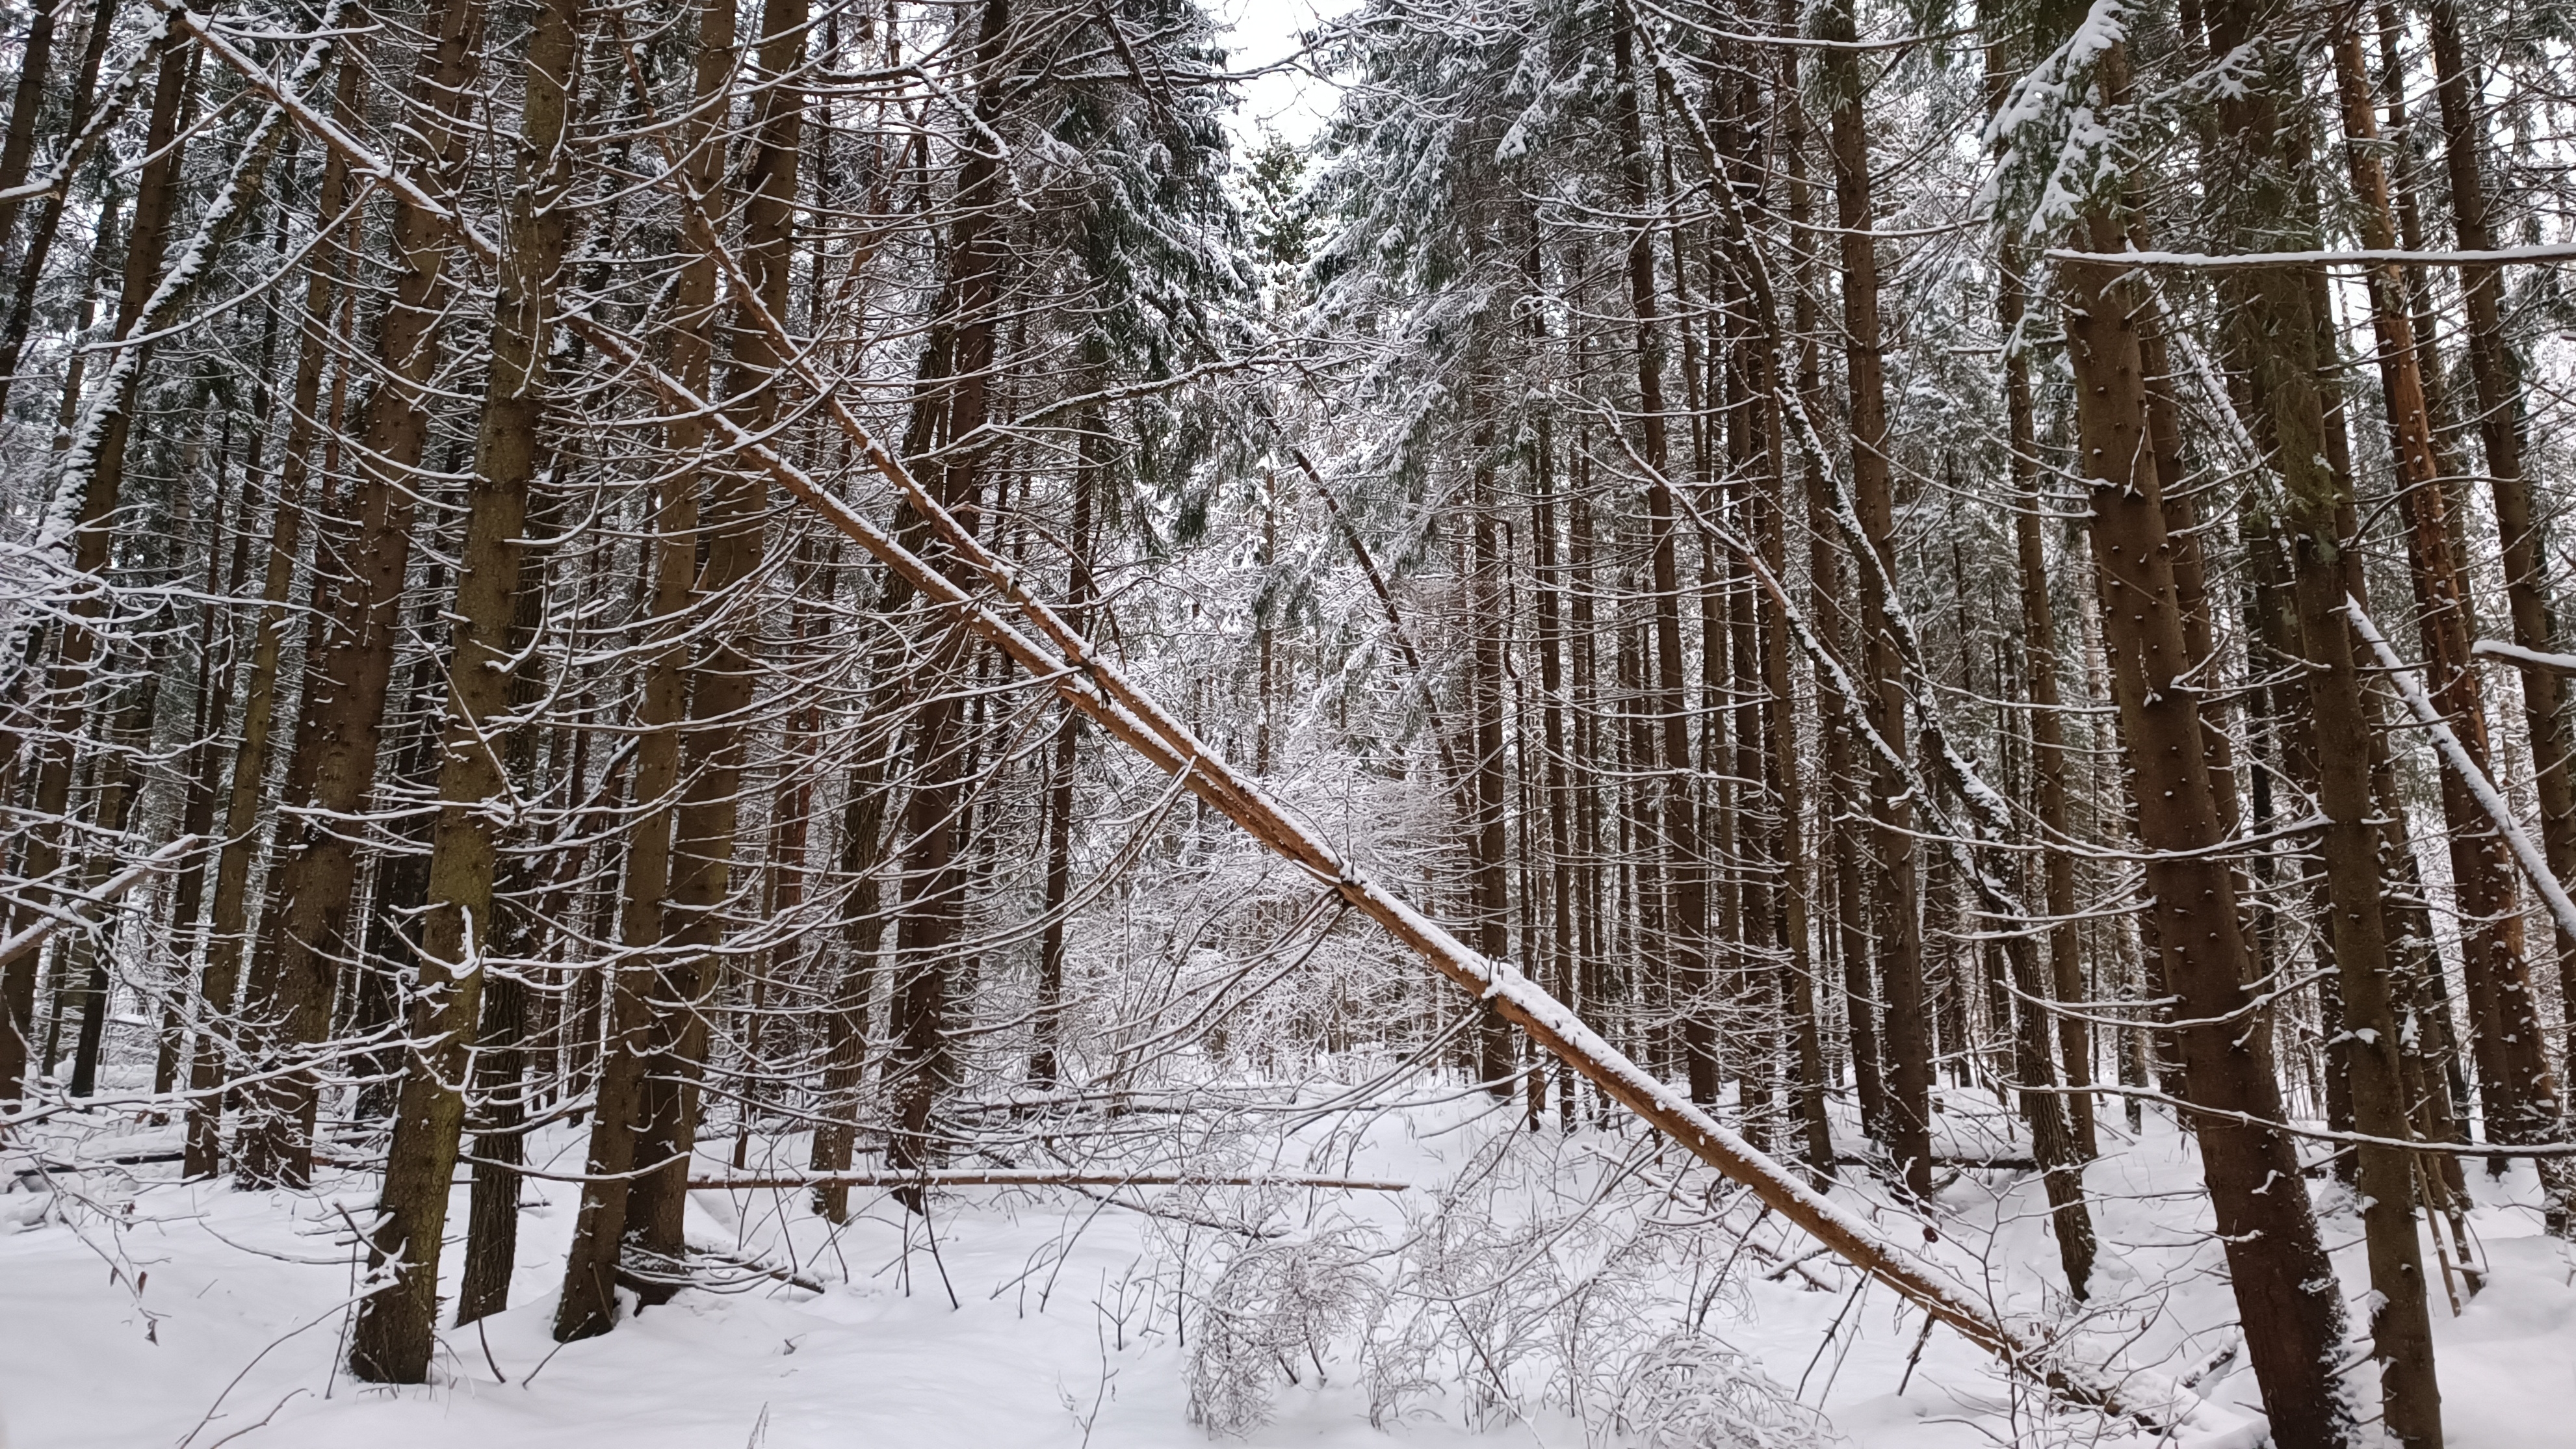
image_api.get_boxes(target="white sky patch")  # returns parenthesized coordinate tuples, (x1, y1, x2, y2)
(1216, 0, 1346, 150)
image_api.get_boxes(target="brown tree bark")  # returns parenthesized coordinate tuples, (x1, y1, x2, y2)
(1815, 0, 1928, 1199)
(553, 0, 735, 1344)
(234, 0, 482, 1188)
(2001, 259, 2094, 1158)
(2428, 3, 2576, 1068)
(884, 0, 1008, 1201)
(625, 0, 805, 1272)
(0, 0, 57, 252)
(181, 47, 361, 1175)
(0, 0, 122, 423)
(346, 0, 583, 1379)
(2334, 21, 2566, 1191)
(1, 30, 188, 1107)
(1468, 439, 1513, 1096)
(1030, 388, 1100, 1091)
(1609, 8, 1713, 1107)
(2061, 180, 2356, 1444)
(1778, 80, 1883, 1143)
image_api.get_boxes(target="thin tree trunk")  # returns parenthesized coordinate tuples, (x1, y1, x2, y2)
(2, 30, 187, 1106)
(0, 0, 59, 253)
(181, 47, 360, 1175)
(0, 0, 122, 423)
(1469, 439, 1512, 1096)
(1030, 391, 1099, 1090)
(1997, 260, 2095, 1168)
(886, 0, 1007, 1201)
(2428, 3, 2576, 1191)
(628, 0, 805, 1260)
(1816, 0, 1928, 1199)
(1609, 10, 1712, 1107)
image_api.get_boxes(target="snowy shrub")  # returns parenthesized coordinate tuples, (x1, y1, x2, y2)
(1606, 1333, 1838, 1449)
(1185, 1225, 1383, 1435)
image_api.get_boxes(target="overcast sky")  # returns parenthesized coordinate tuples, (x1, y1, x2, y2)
(1214, 0, 1344, 148)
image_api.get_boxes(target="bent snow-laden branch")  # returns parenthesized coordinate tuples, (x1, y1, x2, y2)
(2350, 597, 2576, 946)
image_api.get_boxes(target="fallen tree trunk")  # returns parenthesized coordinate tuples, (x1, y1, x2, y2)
(0, 834, 203, 971)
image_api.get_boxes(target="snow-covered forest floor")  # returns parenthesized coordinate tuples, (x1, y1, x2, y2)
(7, 1083, 2571, 1448)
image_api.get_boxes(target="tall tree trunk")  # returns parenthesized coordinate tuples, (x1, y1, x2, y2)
(160, 426, 246, 1095)
(2060, 169, 2356, 1449)
(1030, 388, 1100, 1090)
(811, 664, 892, 1222)
(454, 478, 570, 1323)
(886, 0, 1008, 1200)
(2429, 2, 2576, 1179)
(346, 0, 582, 1379)
(627, 0, 805, 1260)
(1, 29, 187, 1106)
(235, 0, 483, 1188)
(553, 0, 736, 1344)
(1529, 320, 1578, 1130)
(1609, 8, 1712, 1107)
(182, 47, 359, 1175)
(2001, 255, 2094, 1158)
(1816, 0, 1928, 1199)
(0, 0, 58, 254)
(62, 678, 157, 1095)
(2181, 38, 2443, 1442)
(1468, 440, 1512, 1095)
(1778, 77, 1882, 1143)
(0, 0, 122, 423)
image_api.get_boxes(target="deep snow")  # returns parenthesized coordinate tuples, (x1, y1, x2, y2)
(4, 1082, 2571, 1448)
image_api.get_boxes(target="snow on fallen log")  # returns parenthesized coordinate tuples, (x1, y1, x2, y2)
(0, 834, 203, 971)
